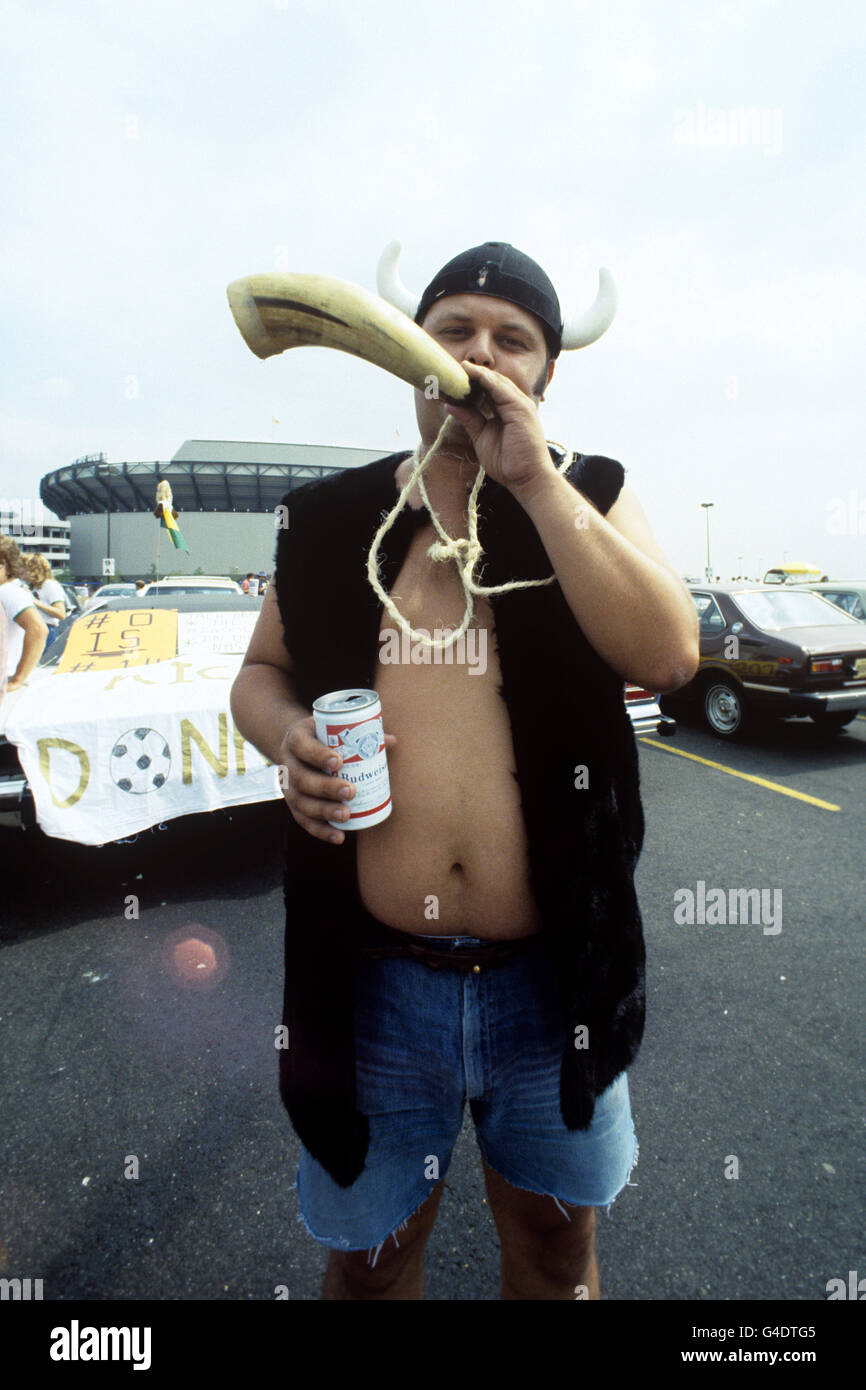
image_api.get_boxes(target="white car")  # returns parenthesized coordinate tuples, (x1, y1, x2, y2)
(138, 575, 244, 596)
(0, 592, 280, 845)
(85, 582, 138, 608)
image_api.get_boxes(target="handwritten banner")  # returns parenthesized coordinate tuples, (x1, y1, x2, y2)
(58, 610, 178, 673)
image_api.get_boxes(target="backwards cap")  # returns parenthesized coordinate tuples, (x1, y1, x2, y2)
(377, 241, 617, 357)
(414, 242, 563, 358)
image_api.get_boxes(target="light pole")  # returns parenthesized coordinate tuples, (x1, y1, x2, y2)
(700, 502, 714, 582)
(95, 461, 114, 579)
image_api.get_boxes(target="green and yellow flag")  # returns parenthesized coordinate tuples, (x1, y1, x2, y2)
(155, 479, 190, 553)
(159, 502, 190, 553)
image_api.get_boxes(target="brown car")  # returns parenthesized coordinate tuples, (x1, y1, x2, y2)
(661, 585, 866, 738)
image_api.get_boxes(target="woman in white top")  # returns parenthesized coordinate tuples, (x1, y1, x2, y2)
(0, 537, 48, 691)
(25, 553, 68, 627)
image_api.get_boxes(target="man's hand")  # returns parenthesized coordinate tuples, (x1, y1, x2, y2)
(4, 676, 24, 694)
(441, 360, 558, 496)
(278, 714, 397, 845)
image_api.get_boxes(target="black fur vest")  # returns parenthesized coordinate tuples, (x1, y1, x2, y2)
(273, 448, 646, 1188)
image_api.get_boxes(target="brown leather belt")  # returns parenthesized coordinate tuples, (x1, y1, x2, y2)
(355, 922, 544, 974)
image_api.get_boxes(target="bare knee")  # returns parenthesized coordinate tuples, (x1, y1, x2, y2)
(324, 1184, 444, 1295)
(538, 1207, 596, 1282)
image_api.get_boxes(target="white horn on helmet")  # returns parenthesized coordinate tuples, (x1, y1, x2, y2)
(561, 268, 618, 350)
(376, 241, 420, 318)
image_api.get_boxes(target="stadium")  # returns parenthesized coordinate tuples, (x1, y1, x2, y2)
(38, 439, 384, 582)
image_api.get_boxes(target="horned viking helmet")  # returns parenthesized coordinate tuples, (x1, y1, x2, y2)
(376, 240, 617, 358)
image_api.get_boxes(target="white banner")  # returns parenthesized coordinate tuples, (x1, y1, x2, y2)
(3, 653, 283, 845)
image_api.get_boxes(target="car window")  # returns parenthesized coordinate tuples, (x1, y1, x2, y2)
(145, 585, 235, 595)
(734, 590, 859, 630)
(692, 592, 726, 633)
(822, 591, 866, 620)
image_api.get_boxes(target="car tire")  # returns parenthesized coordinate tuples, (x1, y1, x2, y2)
(702, 674, 752, 739)
(808, 710, 858, 733)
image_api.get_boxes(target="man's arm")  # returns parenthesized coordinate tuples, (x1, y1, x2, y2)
(513, 473, 700, 692)
(230, 575, 396, 845)
(442, 359, 700, 692)
(230, 579, 311, 765)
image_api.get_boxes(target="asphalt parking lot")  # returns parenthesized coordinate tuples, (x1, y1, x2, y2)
(1, 713, 863, 1302)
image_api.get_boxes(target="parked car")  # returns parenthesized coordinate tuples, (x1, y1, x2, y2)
(61, 583, 86, 615)
(762, 564, 825, 586)
(85, 582, 138, 608)
(139, 575, 243, 596)
(625, 684, 676, 738)
(0, 592, 281, 843)
(805, 581, 866, 623)
(660, 585, 866, 738)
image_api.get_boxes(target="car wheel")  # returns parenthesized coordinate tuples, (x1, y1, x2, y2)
(809, 710, 857, 732)
(703, 675, 751, 738)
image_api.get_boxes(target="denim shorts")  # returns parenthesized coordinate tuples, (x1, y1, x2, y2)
(294, 922, 639, 1260)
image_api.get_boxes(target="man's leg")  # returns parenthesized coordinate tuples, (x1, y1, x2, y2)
(321, 1180, 446, 1300)
(481, 1155, 600, 1300)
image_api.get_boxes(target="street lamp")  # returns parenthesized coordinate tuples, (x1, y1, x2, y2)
(95, 461, 114, 579)
(700, 502, 714, 582)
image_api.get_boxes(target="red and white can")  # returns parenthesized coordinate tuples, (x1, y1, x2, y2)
(312, 688, 392, 829)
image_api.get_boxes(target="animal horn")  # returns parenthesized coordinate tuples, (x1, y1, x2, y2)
(561, 268, 618, 350)
(226, 271, 474, 402)
(376, 240, 420, 318)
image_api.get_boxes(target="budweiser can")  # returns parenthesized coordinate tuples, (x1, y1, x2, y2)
(312, 688, 392, 829)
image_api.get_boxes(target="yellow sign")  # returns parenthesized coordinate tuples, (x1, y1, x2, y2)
(855, 657, 866, 679)
(58, 610, 178, 673)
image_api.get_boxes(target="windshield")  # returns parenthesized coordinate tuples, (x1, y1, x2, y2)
(735, 591, 859, 630)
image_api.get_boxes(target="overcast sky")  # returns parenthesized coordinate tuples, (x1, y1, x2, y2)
(2, 0, 864, 579)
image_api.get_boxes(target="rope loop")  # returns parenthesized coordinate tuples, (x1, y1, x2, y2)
(365, 419, 573, 650)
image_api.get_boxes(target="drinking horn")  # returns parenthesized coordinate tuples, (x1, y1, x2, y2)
(226, 272, 477, 404)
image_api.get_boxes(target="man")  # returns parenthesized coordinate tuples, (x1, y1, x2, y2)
(0, 537, 48, 693)
(230, 242, 699, 1300)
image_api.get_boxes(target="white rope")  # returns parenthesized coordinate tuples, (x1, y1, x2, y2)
(365, 418, 574, 651)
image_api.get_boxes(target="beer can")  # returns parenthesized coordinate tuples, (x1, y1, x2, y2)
(312, 688, 392, 829)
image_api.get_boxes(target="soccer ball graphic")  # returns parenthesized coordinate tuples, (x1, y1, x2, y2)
(110, 727, 172, 795)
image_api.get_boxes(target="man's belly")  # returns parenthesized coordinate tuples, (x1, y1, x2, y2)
(355, 527, 542, 940)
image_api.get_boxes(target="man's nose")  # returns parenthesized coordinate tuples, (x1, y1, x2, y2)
(464, 330, 494, 367)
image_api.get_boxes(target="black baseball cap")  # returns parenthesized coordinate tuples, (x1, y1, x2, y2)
(414, 242, 563, 358)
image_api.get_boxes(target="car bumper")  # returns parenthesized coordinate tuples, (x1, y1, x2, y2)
(742, 682, 866, 715)
(0, 770, 35, 828)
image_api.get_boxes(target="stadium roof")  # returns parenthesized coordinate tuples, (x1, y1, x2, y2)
(40, 439, 388, 519)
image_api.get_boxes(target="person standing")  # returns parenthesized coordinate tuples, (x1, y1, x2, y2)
(231, 240, 699, 1300)
(25, 554, 69, 636)
(0, 538, 48, 692)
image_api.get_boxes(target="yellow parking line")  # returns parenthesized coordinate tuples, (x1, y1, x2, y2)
(638, 738, 841, 811)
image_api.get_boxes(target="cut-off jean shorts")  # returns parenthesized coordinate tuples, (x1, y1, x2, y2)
(294, 918, 639, 1263)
